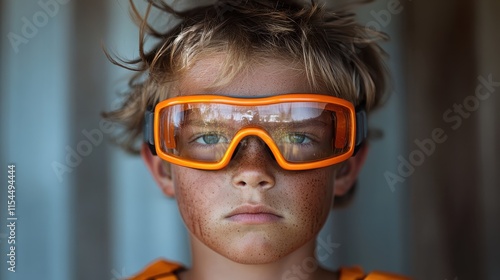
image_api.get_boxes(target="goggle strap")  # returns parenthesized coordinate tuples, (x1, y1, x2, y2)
(144, 107, 157, 155)
(354, 109, 367, 155)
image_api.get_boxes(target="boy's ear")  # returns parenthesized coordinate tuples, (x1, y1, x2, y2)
(141, 143, 175, 198)
(334, 144, 369, 196)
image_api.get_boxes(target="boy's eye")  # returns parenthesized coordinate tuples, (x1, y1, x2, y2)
(284, 133, 312, 144)
(194, 133, 228, 145)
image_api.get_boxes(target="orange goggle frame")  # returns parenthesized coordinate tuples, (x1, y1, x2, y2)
(144, 94, 367, 170)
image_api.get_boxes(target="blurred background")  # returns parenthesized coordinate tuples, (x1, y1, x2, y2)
(0, 0, 498, 279)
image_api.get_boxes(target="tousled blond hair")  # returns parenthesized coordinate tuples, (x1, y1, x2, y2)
(104, 0, 388, 154)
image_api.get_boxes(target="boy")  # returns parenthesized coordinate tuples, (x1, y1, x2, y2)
(104, 0, 410, 279)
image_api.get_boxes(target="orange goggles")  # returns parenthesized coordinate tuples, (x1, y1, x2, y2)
(144, 94, 367, 170)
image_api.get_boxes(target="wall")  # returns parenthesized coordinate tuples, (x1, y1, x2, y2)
(1, 0, 414, 279)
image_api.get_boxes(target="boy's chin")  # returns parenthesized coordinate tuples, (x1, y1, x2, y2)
(223, 250, 286, 265)
(214, 234, 296, 264)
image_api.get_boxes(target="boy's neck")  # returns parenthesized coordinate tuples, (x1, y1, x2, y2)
(178, 235, 338, 280)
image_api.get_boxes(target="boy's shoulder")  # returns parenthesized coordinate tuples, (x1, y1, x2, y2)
(127, 259, 411, 280)
(127, 259, 184, 280)
(341, 266, 411, 280)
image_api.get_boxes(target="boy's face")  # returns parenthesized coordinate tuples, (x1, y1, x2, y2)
(163, 57, 342, 264)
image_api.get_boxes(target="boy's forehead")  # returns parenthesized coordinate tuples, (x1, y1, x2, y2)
(177, 56, 320, 97)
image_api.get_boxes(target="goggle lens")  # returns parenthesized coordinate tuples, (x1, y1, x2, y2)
(147, 94, 362, 170)
(159, 102, 353, 164)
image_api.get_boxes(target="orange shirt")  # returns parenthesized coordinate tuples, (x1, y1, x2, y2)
(128, 259, 411, 280)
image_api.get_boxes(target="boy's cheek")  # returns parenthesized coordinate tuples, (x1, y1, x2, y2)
(284, 169, 335, 212)
(171, 167, 232, 215)
(171, 171, 214, 236)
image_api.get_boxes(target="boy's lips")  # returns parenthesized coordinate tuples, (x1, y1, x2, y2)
(225, 205, 283, 224)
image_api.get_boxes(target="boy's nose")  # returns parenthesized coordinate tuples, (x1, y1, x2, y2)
(230, 137, 276, 191)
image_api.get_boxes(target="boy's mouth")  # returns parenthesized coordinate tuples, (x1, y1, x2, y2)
(225, 205, 283, 224)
